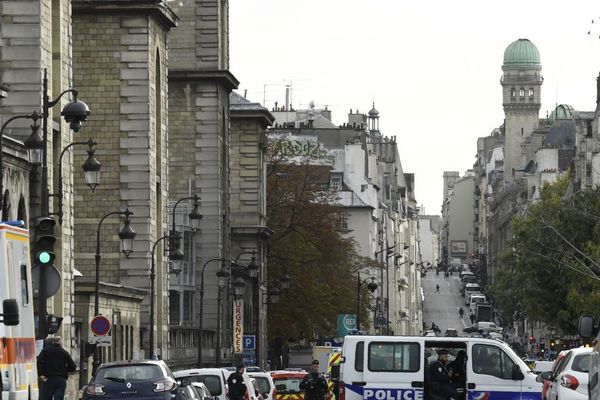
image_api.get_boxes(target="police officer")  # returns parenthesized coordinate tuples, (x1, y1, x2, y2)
(226, 363, 247, 400)
(300, 360, 328, 400)
(429, 349, 459, 400)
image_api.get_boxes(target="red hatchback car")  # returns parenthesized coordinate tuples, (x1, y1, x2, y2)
(541, 351, 567, 400)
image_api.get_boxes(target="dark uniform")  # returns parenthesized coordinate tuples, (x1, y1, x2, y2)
(429, 350, 458, 400)
(300, 360, 328, 400)
(37, 338, 77, 400)
(226, 364, 247, 400)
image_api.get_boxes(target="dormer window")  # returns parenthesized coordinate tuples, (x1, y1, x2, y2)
(330, 172, 343, 191)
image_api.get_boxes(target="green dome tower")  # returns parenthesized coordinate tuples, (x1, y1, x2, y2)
(500, 38, 543, 183)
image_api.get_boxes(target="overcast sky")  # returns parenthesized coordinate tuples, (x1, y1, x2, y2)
(229, 0, 600, 215)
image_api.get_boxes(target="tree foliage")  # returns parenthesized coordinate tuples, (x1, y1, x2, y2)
(491, 174, 600, 333)
(266, 138, 376, 343)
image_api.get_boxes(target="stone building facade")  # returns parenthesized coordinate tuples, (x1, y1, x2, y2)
(71, 0, 177, 366)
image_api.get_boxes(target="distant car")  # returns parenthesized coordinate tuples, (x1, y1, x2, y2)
(83, 360, 178, 400)
(541, 347, 591, 400)
(173, 368, 228, 400)
(178, 382, 211, 400)
(445, 328, 458, 337)
(424, 330, 437, 337)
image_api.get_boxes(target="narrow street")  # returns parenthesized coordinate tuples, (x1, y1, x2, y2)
(421, 271, 467, 335)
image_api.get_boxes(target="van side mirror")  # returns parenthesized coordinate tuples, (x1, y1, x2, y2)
(0, 299, 19, 326)
(511, 364, 524, 380)
(540, 371, 553, 381)
(578, 315, 595, 338)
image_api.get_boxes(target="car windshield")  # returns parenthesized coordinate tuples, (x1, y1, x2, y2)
(96, 364, 163, 382)
(253, 377, 271, 394)
(273, 377, 303, 394)
(572, 354, 590, 373)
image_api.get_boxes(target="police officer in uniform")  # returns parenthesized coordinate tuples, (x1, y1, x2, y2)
(300, 360, 328, 400)
(226, 363, 247, 400)
(429, 349, 459, 400)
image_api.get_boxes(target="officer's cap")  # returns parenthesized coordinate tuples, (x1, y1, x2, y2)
(311, 359, 319, 366)
(437, 349, 449, 355)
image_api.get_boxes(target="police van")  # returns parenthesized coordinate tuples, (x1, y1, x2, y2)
(335, 335, 541, 400)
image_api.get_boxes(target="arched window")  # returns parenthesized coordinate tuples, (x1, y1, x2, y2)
(17, 196, 27, 228)
(519, 88, 525, 97)
(511, 88, 516, 97)
(528, 88, 534, 97)
(2, 190, 10, 221)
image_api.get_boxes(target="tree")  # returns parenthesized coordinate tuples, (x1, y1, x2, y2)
(491, 174, 600, 333)
(265, 136, 375, 344)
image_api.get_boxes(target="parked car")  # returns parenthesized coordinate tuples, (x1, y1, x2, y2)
(463, 321, 503, 335)
(541, 347, 592, 400)
(539, 351, 567, 400)
(248, 372, 275, 400)
(445, 328, 458, 337)
(173, 368, 228, 400)
(83, 360, 178, 400)
(178, 382, 213, 400)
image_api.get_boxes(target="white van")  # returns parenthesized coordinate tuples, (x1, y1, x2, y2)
(464, 283, 482, 305)
(469, 294, 487, 312)
(336, 335, 541, 400)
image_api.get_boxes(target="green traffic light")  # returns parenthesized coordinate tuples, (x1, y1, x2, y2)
(38, 251, 52, 264)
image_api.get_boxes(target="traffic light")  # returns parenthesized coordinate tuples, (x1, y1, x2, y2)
(529, 336, 536, 344)
(550, 339, 556, 349)
(34, 217, 56, 266)
(539, 342, 545, 353)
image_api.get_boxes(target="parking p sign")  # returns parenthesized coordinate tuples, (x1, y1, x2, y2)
(243, 335, 255, 351)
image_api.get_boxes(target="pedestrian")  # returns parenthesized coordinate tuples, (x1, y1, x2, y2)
(469, 312, 475, 325)
(227, 363, 247, 400)
(436, 284, 440, 293)
(429, 349, 459, 400)
(459, 307, 464, 318)
(36, 336, 76, 400)
(300, 360, 328, 400)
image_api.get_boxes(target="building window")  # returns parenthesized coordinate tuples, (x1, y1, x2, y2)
(519, 88, 525, 97)
(20, 264, 29, 305)
(528, 88, 534, 97)
(330, 172, 343, 191)
(337, 212, 349, 231)
(511, 88, 516, 97)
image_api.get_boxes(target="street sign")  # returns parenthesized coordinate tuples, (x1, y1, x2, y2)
(243, 335, 255, 351)
(90, 315, 111, 336)
(89, 334, 112, 346)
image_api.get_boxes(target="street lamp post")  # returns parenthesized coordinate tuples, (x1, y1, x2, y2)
(51, 139, 101, 224)
(24, 68, 91, 340)
(92, 209, 136, 374)
(356, 273, 377, 331)
(149, 232, 182, 359)
(198, 258, 225, 368)
(197, 257, 225, 367)
(215, 264, 230, 367)
(169, 194, 202, 263)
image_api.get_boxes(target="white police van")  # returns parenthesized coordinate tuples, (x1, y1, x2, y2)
(336, 335, 541, 400)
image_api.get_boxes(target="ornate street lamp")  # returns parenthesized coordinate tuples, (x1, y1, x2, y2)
(93, 209, 136, 374)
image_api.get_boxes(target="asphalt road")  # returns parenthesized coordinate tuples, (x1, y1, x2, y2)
(422, 271, 469, 335)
